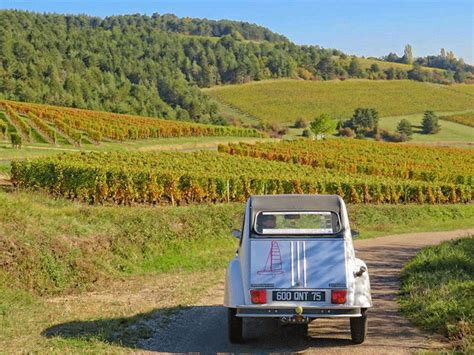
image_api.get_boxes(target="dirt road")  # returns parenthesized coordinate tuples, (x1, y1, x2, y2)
(137, 228, 473, 354)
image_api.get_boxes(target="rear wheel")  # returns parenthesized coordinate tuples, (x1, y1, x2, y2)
(228, 308, 243, 343)
(350, 308, 368, 344)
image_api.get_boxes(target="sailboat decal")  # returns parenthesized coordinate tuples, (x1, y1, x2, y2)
(258, 241, 284, 275)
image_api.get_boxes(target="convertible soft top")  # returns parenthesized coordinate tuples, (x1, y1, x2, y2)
(250, 194, 343, 220)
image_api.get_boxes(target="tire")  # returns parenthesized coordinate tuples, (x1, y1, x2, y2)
(350, 309, 368, 344)
(228, 308, 243, 343)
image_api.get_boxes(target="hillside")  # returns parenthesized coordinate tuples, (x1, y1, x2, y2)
(205, 80, 474, 123)
(356, 58, 443, 73)
(1, 10, 464, 124)
(0, 100, 261, 147)
(449, 84, 474, 96)
(0, 10, 335, 121)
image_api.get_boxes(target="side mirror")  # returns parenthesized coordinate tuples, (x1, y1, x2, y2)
(351, 229, 360, 238)
(232, 229, 241, 238)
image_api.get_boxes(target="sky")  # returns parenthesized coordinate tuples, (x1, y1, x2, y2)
(1, 0, 473, 63)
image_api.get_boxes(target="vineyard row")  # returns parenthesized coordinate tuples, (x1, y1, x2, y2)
(11, 151, 472, 205)
(0, 100, 263, 145)
(218, 140, 474, 186)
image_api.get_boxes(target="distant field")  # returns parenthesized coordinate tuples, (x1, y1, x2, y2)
(349, 57, 442, 73)
(439, 112, 474, 128)
(449, 84, 474, 96)
(205, 80, 474, 123)
(379, 112, 474, 143)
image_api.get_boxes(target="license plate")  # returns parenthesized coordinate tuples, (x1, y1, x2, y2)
(272, 290, 325, 302)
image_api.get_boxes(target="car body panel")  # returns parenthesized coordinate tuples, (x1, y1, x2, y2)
(249, 239, 347, 290)
(224, 194, 372, 316)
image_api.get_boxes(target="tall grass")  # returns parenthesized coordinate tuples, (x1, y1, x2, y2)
(400, 237, 474, 352)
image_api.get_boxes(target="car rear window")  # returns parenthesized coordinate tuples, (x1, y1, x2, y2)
(254, 211, 341, 236)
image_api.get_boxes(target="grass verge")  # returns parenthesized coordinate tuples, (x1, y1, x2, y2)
(400, 237, 474, 352)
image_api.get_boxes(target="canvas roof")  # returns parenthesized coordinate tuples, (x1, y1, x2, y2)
(250, 194, 343, 218)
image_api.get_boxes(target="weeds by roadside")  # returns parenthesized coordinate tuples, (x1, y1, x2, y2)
(400, 236, 474, 352)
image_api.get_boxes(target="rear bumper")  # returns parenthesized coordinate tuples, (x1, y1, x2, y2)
(236, 306, 362, 318)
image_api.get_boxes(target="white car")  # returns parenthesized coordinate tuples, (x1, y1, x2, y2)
(224, 194, 372, 343)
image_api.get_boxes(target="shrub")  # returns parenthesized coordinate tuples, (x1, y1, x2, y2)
(0, 121, 7, 138)
(310, 113, 337, 138)
(338, 127, 355, 137)
(265, 123, 288, 138)
(380, 129, 409, 142)
(294, 117, 308, 128)
(209, 116, 229, 126)
(422, 111, 441, 134)
(296, 68, 314, 80)
(10, 132, 22, 148)
(302, 128, 313, 138)
(397, 119, 413, 137)
(369, 63, 380, 73)
(342, 107, 379, 137)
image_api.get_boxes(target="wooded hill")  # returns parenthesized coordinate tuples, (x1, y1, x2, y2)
(0, 10, 468, 123)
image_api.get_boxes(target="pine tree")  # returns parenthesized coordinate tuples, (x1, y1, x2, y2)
(421, 111, 441, 134)
(397, 119, 413, 137)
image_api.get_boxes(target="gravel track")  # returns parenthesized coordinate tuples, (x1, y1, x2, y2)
(137, 228, 473, 354)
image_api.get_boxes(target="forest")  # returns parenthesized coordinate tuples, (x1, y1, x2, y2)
(0, 10, 471, 122)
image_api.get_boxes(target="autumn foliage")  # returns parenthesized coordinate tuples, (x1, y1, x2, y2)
(11, 142, 472, 205)
(0, 100, 262, 146)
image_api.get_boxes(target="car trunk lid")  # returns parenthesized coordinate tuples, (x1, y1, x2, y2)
(249, 238, 347, 290)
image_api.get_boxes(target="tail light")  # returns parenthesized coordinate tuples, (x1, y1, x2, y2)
(250, 289, 267, 304)
(331, 290, 347, 304)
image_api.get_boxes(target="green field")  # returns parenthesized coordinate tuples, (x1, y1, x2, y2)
(379, 112, 474, 143)
(205, 80, 474, 124)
